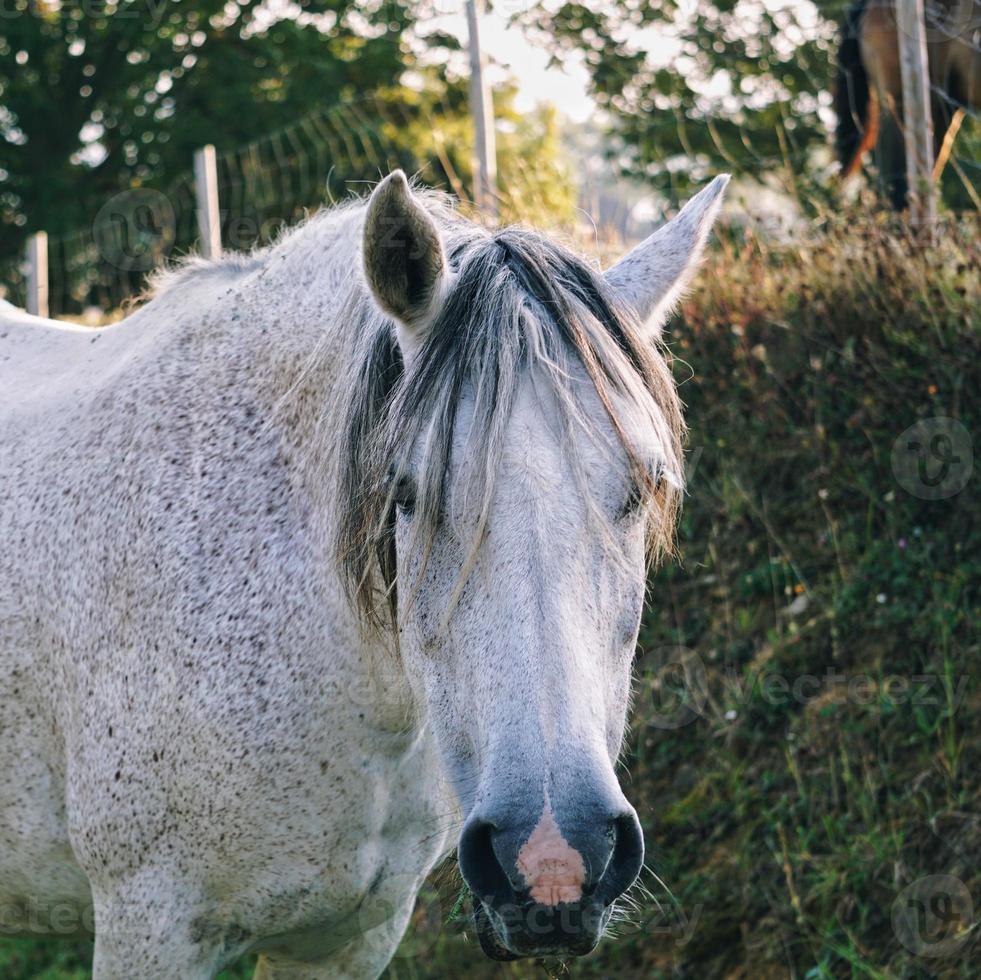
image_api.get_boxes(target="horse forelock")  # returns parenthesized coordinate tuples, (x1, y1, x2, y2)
(335, 219, 686, 631)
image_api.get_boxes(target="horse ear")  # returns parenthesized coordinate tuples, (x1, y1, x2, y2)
(362, 171, 448, 341)
(604, 175, 729, 339)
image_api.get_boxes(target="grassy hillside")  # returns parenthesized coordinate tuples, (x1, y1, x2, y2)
(2, 216, 978, 979)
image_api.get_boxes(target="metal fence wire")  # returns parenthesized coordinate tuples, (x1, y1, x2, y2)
(2, 1, 979, 316)
(2, 98, 464, 317)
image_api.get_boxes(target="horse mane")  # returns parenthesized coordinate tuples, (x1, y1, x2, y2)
(145, 195, 369, 300)
(146, 252, 266, 299)
(332, 213, 686, 631)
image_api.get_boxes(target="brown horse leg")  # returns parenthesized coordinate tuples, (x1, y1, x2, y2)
(875, 104, 908, 210)
(933, 109, 964, 182)
(843, 88, 880, 179)
(860, 3, 909, 209)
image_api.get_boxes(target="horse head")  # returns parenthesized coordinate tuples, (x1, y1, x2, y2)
(343, 171, 727, 959)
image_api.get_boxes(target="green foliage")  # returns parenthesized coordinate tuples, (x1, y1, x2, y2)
(498, 101, 579, 228)
(0, 0, 445, 260)
(520, 0, 981, 211)
(520, 0, 841, 196)
(0, 939, 92, 979)
(0, 5, 582, 312)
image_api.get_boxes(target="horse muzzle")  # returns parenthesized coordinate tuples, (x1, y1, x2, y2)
(458, 798, 644, 959)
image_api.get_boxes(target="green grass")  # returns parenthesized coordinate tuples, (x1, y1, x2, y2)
(2, 213, 978, 978)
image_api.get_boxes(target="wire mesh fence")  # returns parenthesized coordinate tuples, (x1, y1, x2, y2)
(1, 97, 472, 317)
(1, 1, 978, 317)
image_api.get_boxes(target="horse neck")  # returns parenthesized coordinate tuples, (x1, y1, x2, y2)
(232, 207, 365, 376)
(217, 211, 422, 717)
(219, 208, 368, 473)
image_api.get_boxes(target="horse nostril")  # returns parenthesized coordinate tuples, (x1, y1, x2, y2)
(594, 812, 645, 904)
(458, 819, 517, 906)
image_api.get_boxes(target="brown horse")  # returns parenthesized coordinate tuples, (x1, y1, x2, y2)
(836, 0, 980, 208)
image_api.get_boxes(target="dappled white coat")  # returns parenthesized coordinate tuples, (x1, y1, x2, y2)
(0, 174, 726, 979)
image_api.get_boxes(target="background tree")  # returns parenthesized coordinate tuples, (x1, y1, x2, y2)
(519, 0, 839, 199)
(0, 0, 459, 263)
(520, 0, 979, 208)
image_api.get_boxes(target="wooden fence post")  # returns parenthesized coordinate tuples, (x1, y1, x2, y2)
(194, 145, 222, 259)
(466, 0, 498, 220)
(896, 0, 937, 238)
(26, 231, 48, 318)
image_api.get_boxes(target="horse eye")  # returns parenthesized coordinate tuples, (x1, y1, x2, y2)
(616, 481, 644, 522)
(392, 474, 417, 517)
(617, 464, 661, 522)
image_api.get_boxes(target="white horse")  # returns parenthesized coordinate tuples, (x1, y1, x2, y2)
(0, 171, 727, 978)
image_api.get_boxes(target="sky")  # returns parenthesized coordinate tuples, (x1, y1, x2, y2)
(427, 3, 595, 123)
(426, 1, 827, 127)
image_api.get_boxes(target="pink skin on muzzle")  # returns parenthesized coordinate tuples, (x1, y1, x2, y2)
(516, 800, 586, 906)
